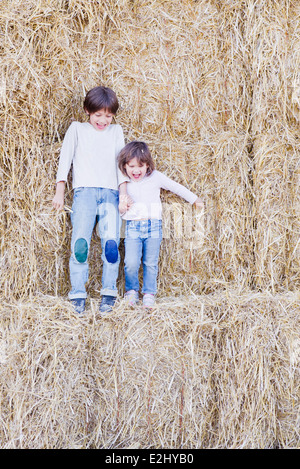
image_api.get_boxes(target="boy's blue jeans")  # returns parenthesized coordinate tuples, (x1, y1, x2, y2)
(124, 219, 162, 295)
(69, 187, 120, 300)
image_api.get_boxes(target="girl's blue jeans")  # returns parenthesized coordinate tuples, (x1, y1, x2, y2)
(69, 187, 120, 300)
(124, 219, 162, 295)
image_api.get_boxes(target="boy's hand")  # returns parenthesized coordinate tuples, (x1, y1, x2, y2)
(52, 193, 65, 211)
(52, 181, 65, 211)
(194, 197, 204, 210)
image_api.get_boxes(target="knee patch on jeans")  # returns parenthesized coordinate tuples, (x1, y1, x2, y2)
(74, 238, 88, 263)
(105, 239, 118, 264)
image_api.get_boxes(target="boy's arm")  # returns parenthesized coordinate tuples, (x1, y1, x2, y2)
(52, 122, 77, 211)
(52, 181, 66, 211)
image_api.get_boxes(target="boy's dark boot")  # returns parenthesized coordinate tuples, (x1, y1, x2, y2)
(99, 295, 116, 313)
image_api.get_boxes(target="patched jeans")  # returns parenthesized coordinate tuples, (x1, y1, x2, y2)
(69, 187, 120, 300)
(124, 219, 162, 295)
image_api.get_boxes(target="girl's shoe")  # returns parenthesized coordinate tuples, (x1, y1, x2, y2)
(125, 290, 139, 306)
(143, 293, 155, 309)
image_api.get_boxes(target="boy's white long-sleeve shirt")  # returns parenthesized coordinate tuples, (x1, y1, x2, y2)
(122, 170, 198, 220)
(56, 121, 128, 189)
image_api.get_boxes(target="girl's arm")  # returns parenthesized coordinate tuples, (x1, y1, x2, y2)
(158, 171, 200, 204)
(157, 171, 204, 210)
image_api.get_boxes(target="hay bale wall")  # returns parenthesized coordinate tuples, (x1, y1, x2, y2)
(0, 0, 299, 449)
(1, 0, 299, 298)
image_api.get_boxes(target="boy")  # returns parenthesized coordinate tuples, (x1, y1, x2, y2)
(52, 86, 129, 314)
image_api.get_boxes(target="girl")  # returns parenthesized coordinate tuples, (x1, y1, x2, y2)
(118, 141, 204, 309)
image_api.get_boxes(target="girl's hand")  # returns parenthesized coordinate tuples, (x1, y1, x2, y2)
(194, 197, 204, 210)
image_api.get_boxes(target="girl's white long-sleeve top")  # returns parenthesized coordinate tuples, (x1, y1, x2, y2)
(56, 121, 128, 189)
(122, 170, 198, 220)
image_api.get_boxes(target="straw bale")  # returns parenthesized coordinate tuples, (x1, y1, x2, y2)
(243, 0, 299, 135)
(252, 135, 300, 291)
(156, 132, 254, 295)
(0, 291, 298, 448)
(0, 0, 299, 448)
(241, 0, 300, 290)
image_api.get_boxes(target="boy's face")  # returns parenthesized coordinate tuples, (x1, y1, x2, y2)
(87, 108, 114, 131)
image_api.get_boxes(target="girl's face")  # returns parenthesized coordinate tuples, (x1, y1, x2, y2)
(125, 157, 148, 182)
(88, 108, 113, 131)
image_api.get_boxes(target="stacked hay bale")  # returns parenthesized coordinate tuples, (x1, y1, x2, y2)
(244, 0, 300, 291)
(0, 0, 299, 449)
(0, 292, 299, 448)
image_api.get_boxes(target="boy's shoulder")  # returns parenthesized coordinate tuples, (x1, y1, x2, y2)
(109, 123, 123, 132)
(69, 121, 90, 129)
(109, 123, 123, 133)
(66, 120, 86, 132)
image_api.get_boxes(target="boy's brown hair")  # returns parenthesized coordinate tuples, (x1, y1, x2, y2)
(118, 141, 155, 176)
(84, 86, 119, 114)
